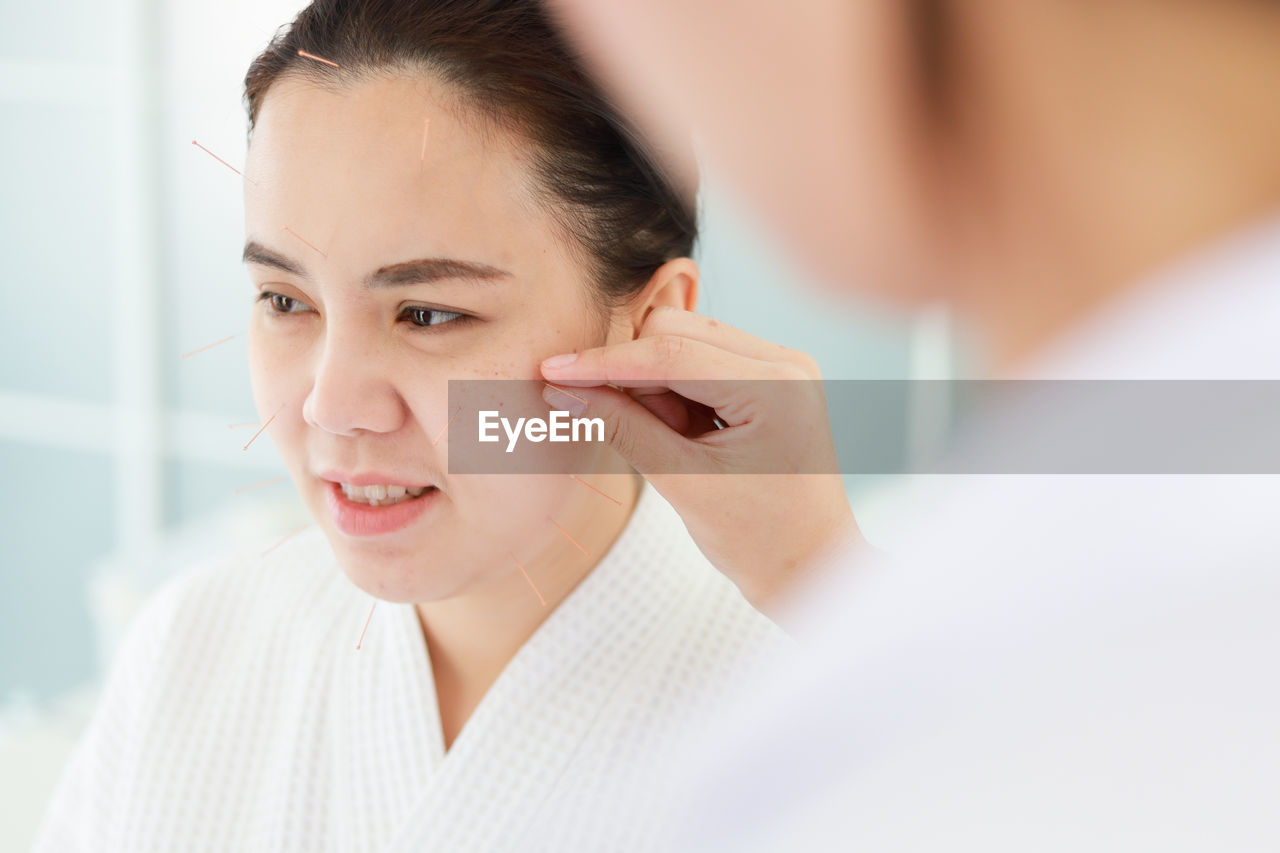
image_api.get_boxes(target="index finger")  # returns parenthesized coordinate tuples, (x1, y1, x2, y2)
(540, 334, 782, 410)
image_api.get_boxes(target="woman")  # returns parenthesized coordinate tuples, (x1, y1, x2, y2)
(32, 1, 787, 850)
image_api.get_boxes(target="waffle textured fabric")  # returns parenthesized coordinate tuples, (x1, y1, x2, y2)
(33, 481, 789, 852)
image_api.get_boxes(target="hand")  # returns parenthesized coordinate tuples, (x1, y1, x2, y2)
(540, 307, 863, 616)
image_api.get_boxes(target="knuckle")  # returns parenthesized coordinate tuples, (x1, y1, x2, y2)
(794, 351, 822, 377)
(652, 333, 687, 363)
(603, 410, 634, 455)
(769, 360, 803, 381)
(777, 347, 821, 378)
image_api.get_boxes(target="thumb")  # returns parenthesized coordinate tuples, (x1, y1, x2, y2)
(542, 383, 701, 475)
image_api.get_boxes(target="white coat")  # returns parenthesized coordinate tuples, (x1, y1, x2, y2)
(669, 212, 1280, 851)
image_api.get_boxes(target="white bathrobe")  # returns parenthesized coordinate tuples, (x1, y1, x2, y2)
(33, 482, 788, 852)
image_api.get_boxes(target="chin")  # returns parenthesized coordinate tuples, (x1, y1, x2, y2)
(307, 522, 463, 601)
(328, 540, 470, 604)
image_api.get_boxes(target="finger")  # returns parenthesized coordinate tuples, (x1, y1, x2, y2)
(628, 388, 722, 436)
(638, 306, 817, 373)
(541, 383, 711, 474)
(540, 334, 790, 413)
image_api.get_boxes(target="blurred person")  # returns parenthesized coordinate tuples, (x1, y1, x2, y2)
(535, 0, 1280, 849)
(30, 1, 790, 850)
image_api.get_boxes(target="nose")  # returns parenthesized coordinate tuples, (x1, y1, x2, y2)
(302, 325, 406, 437)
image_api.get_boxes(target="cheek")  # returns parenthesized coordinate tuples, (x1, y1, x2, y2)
(246, 316, 311, 458)
(448, 475, 575, 550)
(246, 317, 291, 411)
(488, 290, 611, 374)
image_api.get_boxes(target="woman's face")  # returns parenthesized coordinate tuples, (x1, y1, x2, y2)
(244, 73, 628, 603)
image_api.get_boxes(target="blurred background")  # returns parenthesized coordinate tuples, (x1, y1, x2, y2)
(0, 0, 950, 847)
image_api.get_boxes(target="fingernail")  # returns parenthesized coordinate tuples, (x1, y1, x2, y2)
(541, 352, 578, 369)
(542, 384, 587, 416)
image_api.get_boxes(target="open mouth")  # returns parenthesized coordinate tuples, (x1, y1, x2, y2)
(325, 479, 441, 537)
(337, 482, 437, 507)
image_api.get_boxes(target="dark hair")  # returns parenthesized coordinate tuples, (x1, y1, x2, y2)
(244, 0, 697, 310)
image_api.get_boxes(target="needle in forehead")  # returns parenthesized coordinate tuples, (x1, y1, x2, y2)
(190, 140, 257, 185)
(233, 476, 286, 495)
(297, 49, 340, 69)
(282, 225, 328, 259)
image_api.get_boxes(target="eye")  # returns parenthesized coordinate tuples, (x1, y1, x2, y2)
(257, 291, 314, 314)
(401, 306, 468, 328)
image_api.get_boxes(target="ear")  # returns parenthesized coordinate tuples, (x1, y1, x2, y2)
(614, 257, 700, 339)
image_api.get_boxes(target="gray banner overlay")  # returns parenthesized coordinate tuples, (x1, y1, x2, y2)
(446, 380, 1280, 474)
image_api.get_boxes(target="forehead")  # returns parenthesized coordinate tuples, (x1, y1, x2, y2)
(244, 73, 551, 278)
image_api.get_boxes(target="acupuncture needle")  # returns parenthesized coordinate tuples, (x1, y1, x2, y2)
(261, 524, 308, 556)
(282, 225, 327, 259)
(549, 517, 592, 558)
(355, 601, 377, 650)
(190, 140, 257, 185)
(242, 403, 285, 451)
(297, 49, 340, 69)
(180, 334, 236, 360)
(569, 474, 621, 506)
(510, 554, 548, 606)
(432, 406, 461, 447)
(233, 476, 286, 495)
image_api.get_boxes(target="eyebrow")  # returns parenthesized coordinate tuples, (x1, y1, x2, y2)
(241, 240, 511, 287)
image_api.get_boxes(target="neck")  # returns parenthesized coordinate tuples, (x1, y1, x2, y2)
(942, 0, 1280, 372)
(415, 455, 641, 747)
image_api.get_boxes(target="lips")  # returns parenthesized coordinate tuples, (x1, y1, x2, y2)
(324, 479, 440, 537)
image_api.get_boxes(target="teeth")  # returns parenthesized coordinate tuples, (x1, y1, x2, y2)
(339, 482, 431, 506)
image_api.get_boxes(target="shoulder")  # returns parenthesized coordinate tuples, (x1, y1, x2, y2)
(32, 528, 360, 851)
(82, 525, 358, 776)
(106, 525, 357, 707)
(145, 525, 347, 635)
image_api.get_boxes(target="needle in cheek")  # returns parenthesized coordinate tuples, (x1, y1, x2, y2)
(544, 382, 588, 406)
(432, 406, 461, 447)
(242, 403, 286, 451)
(180, 333, 236, 359)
